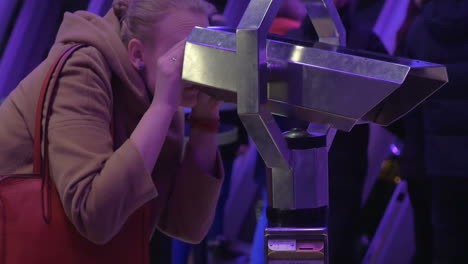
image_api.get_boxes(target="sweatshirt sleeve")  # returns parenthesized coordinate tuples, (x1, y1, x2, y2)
(156, 149, 224, 244)
(151, 111, 225, 244)
(47, 46, 157, 245)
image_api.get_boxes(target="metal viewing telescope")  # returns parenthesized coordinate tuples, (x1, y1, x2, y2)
(182, 0, 448, 263)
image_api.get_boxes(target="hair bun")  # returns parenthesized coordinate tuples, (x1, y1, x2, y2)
(113, 0, 130, 19)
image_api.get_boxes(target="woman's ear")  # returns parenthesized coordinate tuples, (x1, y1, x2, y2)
(128, 38, 145, 71)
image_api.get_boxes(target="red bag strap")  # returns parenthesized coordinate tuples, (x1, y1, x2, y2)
(33, 44, 87, 174)
(32, 44, 87, 223)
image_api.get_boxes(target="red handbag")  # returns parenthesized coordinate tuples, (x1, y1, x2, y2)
(0, 44, 151, 263)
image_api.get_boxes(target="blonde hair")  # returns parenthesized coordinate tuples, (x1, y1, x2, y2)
(113, 0, 215, 45)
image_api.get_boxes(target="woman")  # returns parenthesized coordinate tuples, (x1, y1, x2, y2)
(0, 0, 223, 260)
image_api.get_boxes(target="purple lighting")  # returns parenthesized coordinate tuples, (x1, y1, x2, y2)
(390, 143, 400, 156)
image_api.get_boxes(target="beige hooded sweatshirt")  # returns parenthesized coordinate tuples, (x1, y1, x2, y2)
(0, 9, 223, 245)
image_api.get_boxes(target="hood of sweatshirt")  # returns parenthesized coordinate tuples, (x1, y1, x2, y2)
(53, 9, 151, 115)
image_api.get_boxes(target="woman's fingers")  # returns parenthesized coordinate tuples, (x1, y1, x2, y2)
(153, 39, 187, 107)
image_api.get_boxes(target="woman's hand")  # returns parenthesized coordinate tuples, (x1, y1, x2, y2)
(152, 39, 186, 110)
(132, 39, 188, 172)
(191, 92, 221, 120)
(186, 91, 221, 175)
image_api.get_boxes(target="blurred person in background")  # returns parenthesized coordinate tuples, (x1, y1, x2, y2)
(398, 0, 468, 263)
